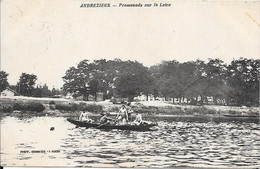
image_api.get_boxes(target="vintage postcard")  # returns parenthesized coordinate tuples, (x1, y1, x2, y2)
(1, 0, 259, 168)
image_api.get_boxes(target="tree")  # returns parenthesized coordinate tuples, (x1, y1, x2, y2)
(0, 71, 9, 93)
(184, 59, 228, 105)
(34, 85, 43, 97)
(91, 59, 119, 100)
(16, 73, 37, 96)
(62, 60, 93, 100)
(150, 60, 205, 104)
(33, 84, 52, 97)
(201, 59, 228, 104)
(51, 87, 60, 96)
(89, 79, 102, 100)
(115, 61, 154, 101)
(183, 60, 207, 104)
(226, 58, 260, 106)
(63, 59, 154, 101)
(41, 84, 52, 97)
(157, 61, 180, 101)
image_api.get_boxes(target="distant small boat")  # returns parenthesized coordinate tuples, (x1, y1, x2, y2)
(67, 119, 157, 131)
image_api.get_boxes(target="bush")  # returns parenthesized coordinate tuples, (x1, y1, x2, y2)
(49, 105, 55, 110)
(55, 103, 103, 113)
(71, 103, 79, 111)
(55, 104, 72, 111)
(49, 101, 55, 105)
(82, 104, 103, 113)
(109, 106, 119, 112)
(26, 102, 45, 112)
(0, 106, 12, 113)
(13, 102, 45, 112)
(13, 102, 24, 110)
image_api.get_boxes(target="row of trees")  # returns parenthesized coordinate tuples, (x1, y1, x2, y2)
(1, 58, 259, 106)
(151, 58, 259, 106)
(62, 58, 259, 106)
(0, 72, 61, 97)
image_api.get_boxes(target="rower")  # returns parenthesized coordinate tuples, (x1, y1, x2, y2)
(100, 112, 115, 124)
(79, 111, 93, 123)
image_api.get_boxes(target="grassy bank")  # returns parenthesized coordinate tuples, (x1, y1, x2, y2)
(0, 97, 259, 118)
(0, 97, 103, 116)
(132, 104, 259, 117)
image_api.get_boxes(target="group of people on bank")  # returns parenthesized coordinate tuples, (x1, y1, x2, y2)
(79, 103, 144, 125)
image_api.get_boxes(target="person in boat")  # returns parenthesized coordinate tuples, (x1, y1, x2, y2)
(116, 105, 128, 124)
(126, 102, 134, 122)
(79, 111, 93, 123)
(133, 113, 143, 125)
(100, 112, 115, 124)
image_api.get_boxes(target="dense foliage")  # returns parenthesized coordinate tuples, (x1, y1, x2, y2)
(1, 58, 259, 107)
(13, 102, 45, 112)
(16, 73, 38, 96)
(55, 103, 103, 113)
(63, 58, 259, 106)
(0, 71, 9, 92)
(2, 73, 62, 98)
(12, 73, 62, 97)
(62, 59, 153, 101)
(151, 58, 259, 106)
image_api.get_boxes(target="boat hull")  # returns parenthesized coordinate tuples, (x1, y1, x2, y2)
(67, 118, 157, 131)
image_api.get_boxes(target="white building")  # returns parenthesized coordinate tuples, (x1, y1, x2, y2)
(1, 87, 18, 97)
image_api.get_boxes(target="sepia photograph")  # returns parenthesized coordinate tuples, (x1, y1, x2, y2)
(1, 0, 260, 168)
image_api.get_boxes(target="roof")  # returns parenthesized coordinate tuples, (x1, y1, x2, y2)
(3, 87, 19, 95)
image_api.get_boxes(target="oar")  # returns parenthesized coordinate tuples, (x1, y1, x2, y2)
(96, 122, 109, 129)
(96, 117, 118, 129)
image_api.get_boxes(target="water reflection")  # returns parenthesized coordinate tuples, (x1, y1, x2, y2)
(1, 115, 259, 168)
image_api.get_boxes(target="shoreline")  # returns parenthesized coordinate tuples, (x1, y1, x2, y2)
(0, 97, 259, 121)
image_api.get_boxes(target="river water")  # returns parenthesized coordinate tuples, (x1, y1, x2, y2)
(1, 115, 259, 168)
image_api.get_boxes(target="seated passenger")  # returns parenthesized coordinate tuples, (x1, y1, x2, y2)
(133, 113, 143, 125)
(79, 111, 93, 123)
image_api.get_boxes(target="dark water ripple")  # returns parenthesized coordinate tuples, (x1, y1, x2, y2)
(1, 116, 259, 168)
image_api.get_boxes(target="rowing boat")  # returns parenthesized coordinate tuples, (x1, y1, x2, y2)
(67, 118, 157, 131)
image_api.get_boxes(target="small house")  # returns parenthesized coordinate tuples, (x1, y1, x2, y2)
(1, 87, 19, 97)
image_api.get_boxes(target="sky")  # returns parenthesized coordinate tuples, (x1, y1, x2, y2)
(1, 0, 259, 89)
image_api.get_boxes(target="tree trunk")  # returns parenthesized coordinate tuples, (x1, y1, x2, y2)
(213, 97, 217, 105)
(83, 94, 89, 101)
(128, 95, 134, 102)
(205, 96, 208, 104)
(225, 98, 229, 106)
(95, 93, 97, 101)
(179, 97, 181, 104)
(172, 98, 175, 104)
(200, 95, 203, 105)
(146, 95, 149, 101)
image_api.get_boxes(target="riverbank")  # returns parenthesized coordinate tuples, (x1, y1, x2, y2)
(0, 96, 259, 119)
